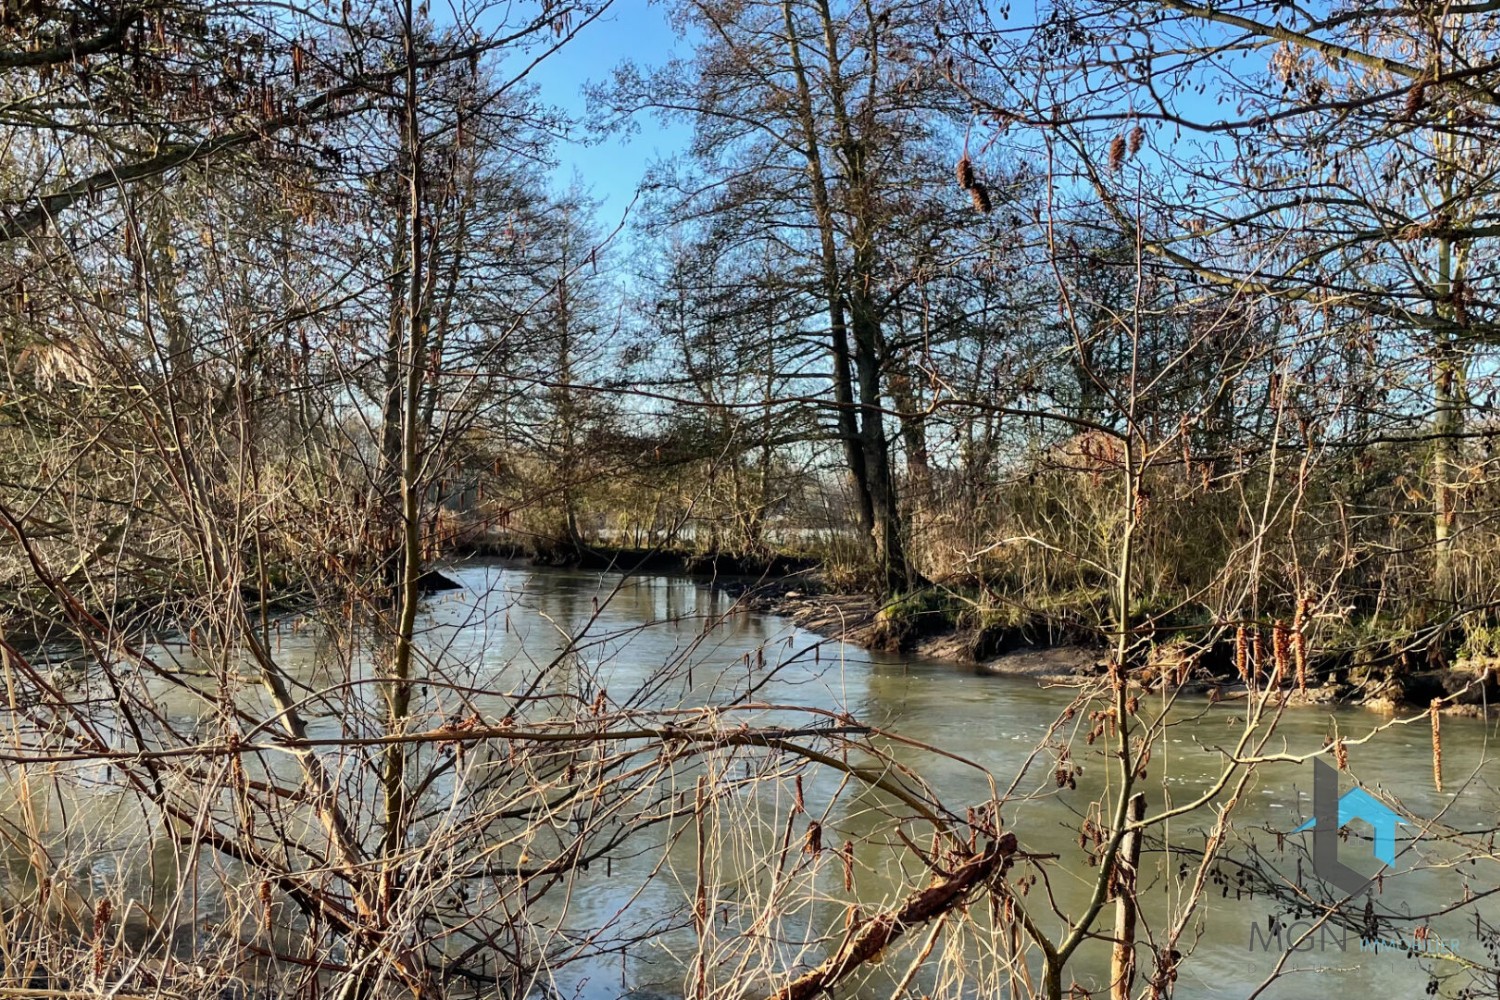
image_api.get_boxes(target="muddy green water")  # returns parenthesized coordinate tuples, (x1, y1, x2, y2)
(15, 562, 1500, 999)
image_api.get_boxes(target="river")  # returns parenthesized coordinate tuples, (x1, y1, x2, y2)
(9, 561, 1500, 999)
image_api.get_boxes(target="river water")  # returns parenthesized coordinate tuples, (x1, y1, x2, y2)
(11, 561, 1500, 999)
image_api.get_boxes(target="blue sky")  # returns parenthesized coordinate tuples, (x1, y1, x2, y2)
(518, 0, 695, 223)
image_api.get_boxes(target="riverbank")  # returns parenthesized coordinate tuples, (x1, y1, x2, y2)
(455, 538, 822, 579)
(722, 578, 1500, 715)
(726, 580, 1106, 683)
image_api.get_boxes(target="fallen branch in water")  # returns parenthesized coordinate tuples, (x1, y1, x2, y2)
(767, 832, 1018, 1000)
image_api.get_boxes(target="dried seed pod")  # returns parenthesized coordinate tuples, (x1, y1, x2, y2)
(1334, 736, 1348, 771)
(1235, 624, 1249, 683)
(955, 154, 975, 190)
(804, 820, 823, 857)
(1128, 124, 1145, 155)
(842, 840, 855, 891)
(969, 181, 992, 214)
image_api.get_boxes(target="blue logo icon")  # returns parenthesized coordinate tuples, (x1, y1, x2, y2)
(1291, 758, 1409, 895)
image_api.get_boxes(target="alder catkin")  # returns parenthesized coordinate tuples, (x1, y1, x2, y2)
(804, 820, 823, 857)
(1431, 699, 1443, 792)
(955, 154, 975, 190)
(1404, 79, 1428, 118)
(969, 181, 992, 214)
(1292, 631, 1307, 691)
(1235, 624, 1249, 684)
(1109, 134, 1126, 172)
(1293, 597, 1310, 692)
(260, 880, 274, 931)
(1273, 620, 1290, 688)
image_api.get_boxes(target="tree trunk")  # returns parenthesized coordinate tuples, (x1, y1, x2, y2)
(889, 369, 933, 576)
(779, 0, 876, 556)
(851, 302, 909, 588)
(1110, 793, 1146, 1000)
(811, 0, 912, 589)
